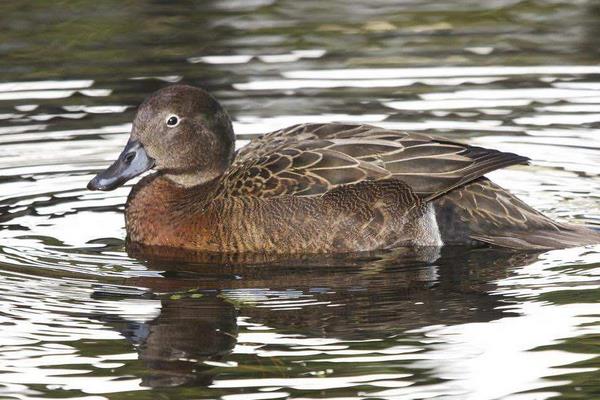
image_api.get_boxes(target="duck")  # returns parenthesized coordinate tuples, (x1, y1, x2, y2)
(87, 84, 600, 253)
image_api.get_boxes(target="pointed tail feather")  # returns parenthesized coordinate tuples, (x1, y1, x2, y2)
(471, 223, 600, 250)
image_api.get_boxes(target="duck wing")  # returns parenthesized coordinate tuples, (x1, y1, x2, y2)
(219, 123, 529, 199)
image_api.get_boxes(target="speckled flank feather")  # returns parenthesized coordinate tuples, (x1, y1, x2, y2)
(126, 176, 441, 253)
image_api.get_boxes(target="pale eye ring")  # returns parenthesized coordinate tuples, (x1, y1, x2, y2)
(166, 114, 180, 127)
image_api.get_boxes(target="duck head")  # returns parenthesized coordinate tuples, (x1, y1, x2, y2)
(87, 85, 235, 191)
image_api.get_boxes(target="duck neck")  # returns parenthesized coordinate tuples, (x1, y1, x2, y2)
(163, 169, 224, 189)
(161, 172, 224, 211)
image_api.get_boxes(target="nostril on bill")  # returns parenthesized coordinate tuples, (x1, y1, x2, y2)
(124, 152, 136, 163)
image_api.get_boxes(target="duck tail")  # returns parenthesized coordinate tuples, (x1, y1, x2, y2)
(434, 178, 600, 251)
(471, 223, 600, 250)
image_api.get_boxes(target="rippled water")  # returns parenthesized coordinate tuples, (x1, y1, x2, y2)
(1, 1, 600, 399)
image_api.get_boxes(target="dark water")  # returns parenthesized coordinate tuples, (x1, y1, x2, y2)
(1, 1, 600, 399)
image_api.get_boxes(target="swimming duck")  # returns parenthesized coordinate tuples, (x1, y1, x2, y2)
(87, 85, 600, 253)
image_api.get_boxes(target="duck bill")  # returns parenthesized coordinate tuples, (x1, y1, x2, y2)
(87, 139, 154, 191)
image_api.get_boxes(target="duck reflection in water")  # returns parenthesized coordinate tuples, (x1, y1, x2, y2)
(92, 246, 543, 388)
(92, 294, 238, 388)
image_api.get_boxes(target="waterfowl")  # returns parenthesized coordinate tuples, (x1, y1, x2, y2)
(87, 84, 600, 253)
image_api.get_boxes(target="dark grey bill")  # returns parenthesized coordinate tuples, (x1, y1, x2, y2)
(87, 139, 154, 191)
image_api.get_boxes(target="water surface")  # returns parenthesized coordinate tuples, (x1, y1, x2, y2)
(1, 1, 600, 399)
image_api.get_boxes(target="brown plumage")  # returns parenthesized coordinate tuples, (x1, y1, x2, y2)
(87, 85, 600, 254)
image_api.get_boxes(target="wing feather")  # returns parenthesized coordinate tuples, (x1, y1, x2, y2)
(217, 123, 529, 199)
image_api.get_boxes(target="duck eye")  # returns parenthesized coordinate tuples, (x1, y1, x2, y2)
(166, 115, 180, 127)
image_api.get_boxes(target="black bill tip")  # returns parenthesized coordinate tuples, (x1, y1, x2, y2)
(87, 174, 126, 191)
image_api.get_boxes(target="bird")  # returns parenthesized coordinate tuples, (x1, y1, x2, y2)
(87, 84, 600, 254)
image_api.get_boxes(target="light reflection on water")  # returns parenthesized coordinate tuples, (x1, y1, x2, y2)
(1, 0, 600, 399)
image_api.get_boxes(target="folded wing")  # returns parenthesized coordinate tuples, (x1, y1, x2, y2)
(218, 123, 529, 199)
